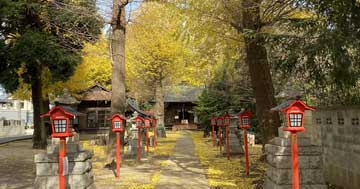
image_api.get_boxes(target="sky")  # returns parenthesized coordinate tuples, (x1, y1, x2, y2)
(96, 0, 142, 23)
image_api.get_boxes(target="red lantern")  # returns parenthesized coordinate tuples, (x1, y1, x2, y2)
(132, 115, 144, 161)
(144, 117, 152, 128)
(271, 99, 315, 132)
(238, 110, 252, 175)
(40, 106, 77, 189)
(133, 115, 144, 129)
(143, 117, 152, 154)
(111, 114, 125, 132)
(223, 113, 232, 127)
(41, 106, 75, 138)
(271, 99, 315, 189)
(210, 116, 216, 126)
(110, 113, 125, 179)
(216, 116, 224, 126)
(239, 111, 252, 129)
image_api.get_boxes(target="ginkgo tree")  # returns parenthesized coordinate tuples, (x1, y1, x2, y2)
(126, 2, 192, 134)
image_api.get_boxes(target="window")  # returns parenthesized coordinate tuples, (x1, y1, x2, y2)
(289, 113, 302, 127)
(326, 118, 332, 125)
(338, 118, 344, 125)
(114, 121, 121, 129)
(87, 111, 96, 128)
(98, 110, 111, 127)
(20, 102, 24, 109)
(54, 119, 67, 133)
(352, 118, 359, 126)
(316, 118, 322, 124)
(242, 117, 250, 125)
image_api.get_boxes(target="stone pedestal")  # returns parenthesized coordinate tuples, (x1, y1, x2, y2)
(222, 117, 244, 155)
(34, 134, 95, 189)
(156, 126, 166, 138)
(125, 128, 146, 159)
(264, 127, 327, 189)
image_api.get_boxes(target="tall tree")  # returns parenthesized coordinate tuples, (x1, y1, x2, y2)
(238, 0, 280, 145)
(0, 0, 102, 148)
(171, 0, 301, 145)
(107, 0, 128, 161)
(126, 2, 193, 136)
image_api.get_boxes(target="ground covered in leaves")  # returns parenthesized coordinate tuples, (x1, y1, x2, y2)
(191, 132, 266, 189)
(0, 130, 265, 189)
(81, 130, 181, 189)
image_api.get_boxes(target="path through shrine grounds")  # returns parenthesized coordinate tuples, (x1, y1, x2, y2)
(156, 131, 209, 189)
(0, 130, 265, 188)
(0, 140, 44, 189)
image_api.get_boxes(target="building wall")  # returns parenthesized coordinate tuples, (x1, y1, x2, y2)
(0, 99, 33, 125)
(77, 101, 111, 134)
(307, 107, 360, 188)
(164, 102, 195, 127)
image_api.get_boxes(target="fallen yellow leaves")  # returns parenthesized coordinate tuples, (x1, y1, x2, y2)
(190, 131, 265, 189)
(149, 131, 181, 157)
(80, 131, 181, 189)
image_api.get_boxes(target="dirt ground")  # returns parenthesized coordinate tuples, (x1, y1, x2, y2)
(0, 140, 44, 189)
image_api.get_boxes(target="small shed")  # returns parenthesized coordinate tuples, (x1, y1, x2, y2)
(163, 86, 203, 129)
(77, 83, 112, 134)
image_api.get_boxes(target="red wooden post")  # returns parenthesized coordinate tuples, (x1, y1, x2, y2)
(138, 128, 141, 161)
(116, 132, 121, 178)
(291, 132, 299, 189)
(153, 119, 157, 147)
(226, 126, 230, 160)
(153, 127, 157, 148)
(219, 127, 222, 151)
(40, 106, 77, 189)
(59, 138, 66, 189)
(146, 129, 149, 154)
(271, 98, 316, 188)
(243, 129, 249, 176)
(212, 125, 215, 146)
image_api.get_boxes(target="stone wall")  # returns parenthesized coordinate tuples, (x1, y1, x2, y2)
(264, 126, 327, 189)
(308, 106, 360, 189)
(34, 135, 95, 189)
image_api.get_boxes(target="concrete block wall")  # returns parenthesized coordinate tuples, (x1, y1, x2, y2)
(308, 106, 360, 189)
(264, 126, 327, 189)
(0, 120, 27, 136)
(34, 136, 95, 189)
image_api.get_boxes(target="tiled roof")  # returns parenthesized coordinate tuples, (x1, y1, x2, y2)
(271, 100, 295, 111)
(164, 86, 204, 103)
(79, 83, 111, 101)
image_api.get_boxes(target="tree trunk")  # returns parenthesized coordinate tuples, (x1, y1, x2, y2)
(241, 0, 280, 146)
(41, 97, 50, 138)
(32, 65, 47, 149)
(154, 80, 166, 137)
(108, 0, 127, 162)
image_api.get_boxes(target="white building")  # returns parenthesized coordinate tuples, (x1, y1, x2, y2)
(0, 87, 33, 126)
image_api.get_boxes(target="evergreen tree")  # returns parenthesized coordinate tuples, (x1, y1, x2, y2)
(0, 0, 102, 148)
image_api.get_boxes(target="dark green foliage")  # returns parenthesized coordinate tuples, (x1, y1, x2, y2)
(9, 31, 81, 84)
(195, 58, 258, 133)
(0, 0, 103, 92)
(0, 0, 102, 148)
(268, 0, 360, 105)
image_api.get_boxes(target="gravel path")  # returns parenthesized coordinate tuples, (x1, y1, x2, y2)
(157, 131, 209, 189)
(0, 140, 44, 189)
